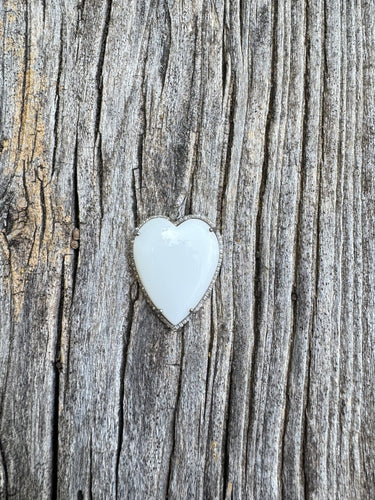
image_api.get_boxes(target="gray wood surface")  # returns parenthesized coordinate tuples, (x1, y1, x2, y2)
(0, 0, 374, 498)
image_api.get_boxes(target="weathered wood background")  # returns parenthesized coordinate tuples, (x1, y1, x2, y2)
(0, 0, 374, 498)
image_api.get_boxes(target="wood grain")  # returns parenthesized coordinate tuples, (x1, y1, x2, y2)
(0, 0, 374, 498)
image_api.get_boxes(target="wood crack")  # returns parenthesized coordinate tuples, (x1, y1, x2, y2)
(302, 333, 312, 499)
(0, 438, 8, 500)
(203, 298, 216, 423)
(221, 26, 228, 98)
(30, 110, 39, 163)
(95, 0, 112, 139)
(16, 4, 30, 156)
(160, 0, 171, 89)
(51, 257, 66, 499)
(70, 135, 80, 308)
(89, 433, 93, 500)
(52, 23, 64, 176)
(137, 130, 144, 194)
(22, 160, 30, 208)
(96, 132, 104, 221)
(38, 175, 46, 250)
(222, 343, 235, 498)
(115, 284, 139, 499)
(184, 18, 202, 216)
(166, 331, 184, 498)
(94, 0, 113, 219)
(42, 0, 46, 26)
(131, 168, 140, 229)
(217, 81, 235, 232)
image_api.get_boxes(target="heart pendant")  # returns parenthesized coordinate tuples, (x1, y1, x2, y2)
(132, 215, 222, 329)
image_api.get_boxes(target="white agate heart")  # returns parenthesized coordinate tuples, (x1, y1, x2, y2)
(132, 216, 222, 328)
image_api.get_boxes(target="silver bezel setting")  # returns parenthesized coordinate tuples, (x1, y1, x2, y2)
(130, 214, 223, 330)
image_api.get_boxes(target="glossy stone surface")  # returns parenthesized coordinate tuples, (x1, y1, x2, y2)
(133, 217, 221, 326)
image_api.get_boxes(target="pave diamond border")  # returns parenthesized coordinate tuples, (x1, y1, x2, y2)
(131, 214, 223, 331)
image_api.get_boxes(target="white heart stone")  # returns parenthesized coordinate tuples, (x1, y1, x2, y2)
(133, 216, 221, 327)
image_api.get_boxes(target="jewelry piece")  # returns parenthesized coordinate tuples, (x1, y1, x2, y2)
(132, 215, 223, 329)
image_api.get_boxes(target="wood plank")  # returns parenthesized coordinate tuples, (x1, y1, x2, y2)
(0, 0, 374, 498)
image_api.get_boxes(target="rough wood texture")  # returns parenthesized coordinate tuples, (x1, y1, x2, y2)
(0, 0, 374, 498)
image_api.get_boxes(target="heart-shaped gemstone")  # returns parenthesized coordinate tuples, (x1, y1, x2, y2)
(132, 216, 222, 328)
